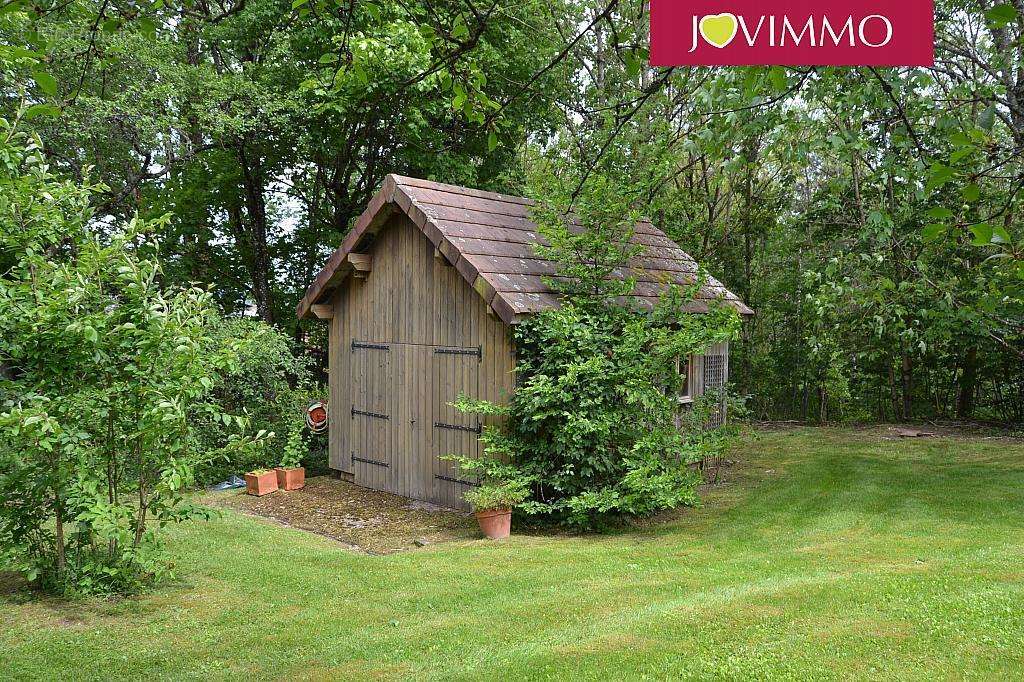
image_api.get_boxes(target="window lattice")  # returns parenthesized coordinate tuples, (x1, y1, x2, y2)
(703, 354, 727, 428)
(704, 355, 725, 389)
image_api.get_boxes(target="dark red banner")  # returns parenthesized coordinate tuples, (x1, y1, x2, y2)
(650, 0, 934, 66)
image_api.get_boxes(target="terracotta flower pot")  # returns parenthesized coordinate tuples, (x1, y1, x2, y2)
(475, 508, 512, 540)
(244, 470, 278, 496)
(275, 466, 305, 491)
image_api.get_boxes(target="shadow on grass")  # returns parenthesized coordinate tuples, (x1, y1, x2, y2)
(0, 570, 31, 601)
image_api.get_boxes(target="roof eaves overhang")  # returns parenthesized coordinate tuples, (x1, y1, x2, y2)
(295, 176, 398, 320)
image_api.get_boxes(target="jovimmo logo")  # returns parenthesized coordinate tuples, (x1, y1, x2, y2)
(650, 0, 934, 66)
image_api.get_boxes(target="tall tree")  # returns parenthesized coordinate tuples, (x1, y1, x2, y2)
(4, 0, 569, 326)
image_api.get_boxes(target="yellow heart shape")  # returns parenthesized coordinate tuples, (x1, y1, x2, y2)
(699, 13, 739, 49)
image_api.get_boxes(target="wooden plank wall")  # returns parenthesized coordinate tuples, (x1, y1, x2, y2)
(327, 213, 516, 508)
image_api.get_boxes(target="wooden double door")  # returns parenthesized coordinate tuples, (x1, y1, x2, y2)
(348, 340, 482, 509)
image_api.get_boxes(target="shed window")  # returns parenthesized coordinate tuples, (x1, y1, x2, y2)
(704, 354, 725, 390)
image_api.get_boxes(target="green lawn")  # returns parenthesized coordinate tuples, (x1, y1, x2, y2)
(3, 427, 1024, 680)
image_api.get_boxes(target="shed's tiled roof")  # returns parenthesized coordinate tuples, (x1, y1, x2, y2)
(297, 174, 753, 324)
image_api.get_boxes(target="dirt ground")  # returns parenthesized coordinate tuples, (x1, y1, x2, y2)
(208, 476, 479, 554)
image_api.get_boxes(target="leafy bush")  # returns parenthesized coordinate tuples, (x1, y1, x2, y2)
(0, 110, 270, 595)
(440, 165, 745, 528)
(454, 294, 740, 529)
(193, 319, 318, 483)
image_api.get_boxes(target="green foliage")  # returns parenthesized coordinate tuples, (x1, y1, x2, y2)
(445, 113, 745, 528)
(514, 300, 735, 527)
(4, 0, 570, 329)
(452, 293, 739, 529)
(729, 59, 1023, 423)
(529, 170, 644, 301)
(279, 419, 306, 470)
(441, 454, 530, 512)
(194, 318, 316, 483)
(463, 482, 529, 513)
(0, 105, 270, 596)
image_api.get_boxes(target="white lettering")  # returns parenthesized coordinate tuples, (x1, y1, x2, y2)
(686, 13, 895, 51)
(739, 15, 768, 46)
(859, 14, 893, 47)
(781, 16, 816, 47)
(820, 16, 856, 47)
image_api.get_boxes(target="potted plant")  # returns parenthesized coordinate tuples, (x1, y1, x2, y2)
(464, 481, 529, 540)
(443, 454, 530, 540)
(244, 468, 278, 496)
(274, 422, 306, 491)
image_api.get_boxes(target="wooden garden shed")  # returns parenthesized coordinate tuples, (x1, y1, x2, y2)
(297, 175, 752, 509)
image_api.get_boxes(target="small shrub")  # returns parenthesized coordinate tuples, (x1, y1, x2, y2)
(464, 483, 530, 512)
(0, 111, 271, 595)
(0, 223, 274, 594)
(442, 454, 531, 512)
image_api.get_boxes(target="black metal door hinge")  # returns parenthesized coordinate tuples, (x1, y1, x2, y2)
(435, 474, 478, 486)
(352, 406, 389, 420)
(351, 453, 390, 467)
(434, 346, 482, 361)
(352, 341, 390, 351)
(433, 421, 482, 434)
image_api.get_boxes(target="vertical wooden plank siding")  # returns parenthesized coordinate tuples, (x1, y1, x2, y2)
(328, 288, 349, 475)
(327, 214, 515, 508)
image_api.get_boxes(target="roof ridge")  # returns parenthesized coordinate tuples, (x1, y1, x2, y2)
(390, 174, 535, 208)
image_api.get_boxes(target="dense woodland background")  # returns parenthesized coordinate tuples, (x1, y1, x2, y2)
(2, 0, 1022, 424)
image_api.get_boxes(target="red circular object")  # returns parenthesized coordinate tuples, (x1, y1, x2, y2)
(305, 401, 329, 433)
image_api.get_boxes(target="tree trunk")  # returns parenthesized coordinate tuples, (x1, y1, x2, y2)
(900, 349, 913, 420)
(888, 361, 900, 419)
(54, 497, 65, 580)
(133, 443, 148, 550)
(956, 344, 978, 420)
(48, 442, 66, 583)
(237, 144, 275, 323)
(740, 162, 754, 398)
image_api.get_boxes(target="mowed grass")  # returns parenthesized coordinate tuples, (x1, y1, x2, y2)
(2, 427, 1024, 680)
